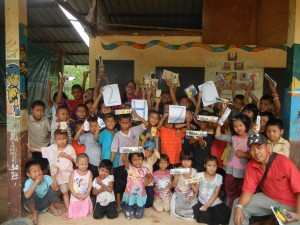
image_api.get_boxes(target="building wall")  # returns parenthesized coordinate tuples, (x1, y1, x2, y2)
(89, 35, 287, 98)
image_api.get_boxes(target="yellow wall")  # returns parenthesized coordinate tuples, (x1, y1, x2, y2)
(89, 35, 286, 98)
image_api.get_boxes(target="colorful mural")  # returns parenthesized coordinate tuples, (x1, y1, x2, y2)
(6, 64, 20, 117)
(101, 40, 287, 52)
(19, 23, 28, 109)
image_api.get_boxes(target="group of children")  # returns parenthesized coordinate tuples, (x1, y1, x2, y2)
(24, 72, 290, 225)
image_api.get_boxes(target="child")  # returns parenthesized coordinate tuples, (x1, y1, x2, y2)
(170, 151, 198, 220)
(142, 138, 160, 208)
(57, 76, 83, 118)
(153, 154, 173, 212)
(28, 129, 76, 219)
(215, 113, 251, 207)
(259, 111, 275, 135)
(110, 111, 149, 211)
(242, 103, 259, 130)
(93, 159, 118, 219)
(157, 104, 185, 168)
(193, 155, 231, 225)
(23, 161, 61, 225)
(28, 100, 50, 172)
(189, 110, 215, 172)
(74, 104, 88, 121)
(265, 118, 290, 157)
(46, 80, 68, 123)
(74, 117, 102, 179)
(50, 106, 72, 144)
(72, 120, 85, 155)
(122, 152, 153, 219)
(68, 153, 93, 218)
(94, 113, 118, 167)
(85, 100, 97, 117)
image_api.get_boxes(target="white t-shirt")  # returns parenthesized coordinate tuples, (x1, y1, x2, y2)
(197, 172, 222, 206)
(92, 175, 115, 206)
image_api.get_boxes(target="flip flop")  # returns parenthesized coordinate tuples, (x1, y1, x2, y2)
(61, 211, 69, 220)
(31, 213, 38, 225)
(47, 208, 62, 217)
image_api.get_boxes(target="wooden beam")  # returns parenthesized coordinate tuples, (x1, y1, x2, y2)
(107, 13, 202, 18)
(66, 52, 89, 55)
(31, 40, 84, 44)
(27, 2, 57, 8)
(27, 24, 73, 29)
(96, 30, 202, 36)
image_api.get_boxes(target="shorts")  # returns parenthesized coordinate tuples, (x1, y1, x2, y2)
(23, 188, 60, 212)
(93, 201, 118, 219)
(113, 165, 128, 194)
(59, 183, 69, 193)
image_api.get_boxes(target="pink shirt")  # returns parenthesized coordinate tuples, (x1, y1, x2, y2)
(42, 144, 76, 185)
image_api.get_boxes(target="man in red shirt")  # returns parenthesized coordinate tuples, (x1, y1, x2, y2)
(230, 134, 300, 225)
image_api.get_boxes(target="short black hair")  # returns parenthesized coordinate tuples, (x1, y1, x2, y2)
(71, 84, 82, 91)
(76, 153, 89, 163)
(242, 103, 259, 121)
(54, 129, 68, 137)
(260, 111, 275, 120)
(159, 154, 169, 163)
(204, 155, 219, 167)
(180, 150, 193, 161)
(52, 92, 68, 102)
(260, 95, 274, 105)
(265, 118, 283, 130)
(234, 94, 244, 101)
(99, 159, 113, 170)
(76, 104, 88, 113)
(103, 113, 115, 122)
(128, 152, 144, 164)
(148, 110, 160, 117)
(88, 116, 98, 123)
(119, 113, 132, 120)
(198, 110, 210, 116)
(31, 100, 45, 109)
(230, 113, 251, 135)
(85, 100, 94, 105)
(56, 106, 69, 114)
(25, 160, 40, 173)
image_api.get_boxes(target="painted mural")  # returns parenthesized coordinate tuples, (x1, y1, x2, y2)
(6, 64, 20, 117)
(101, 40, 287, 52)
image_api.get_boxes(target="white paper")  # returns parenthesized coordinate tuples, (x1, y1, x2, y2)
(103, 84, 121, 106)
(131, 100, 148, 121)
(198, 81, 219, 106)
(168, 105, 186, 123)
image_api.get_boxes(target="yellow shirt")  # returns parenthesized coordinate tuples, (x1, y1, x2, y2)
(268, 137, 290, 158)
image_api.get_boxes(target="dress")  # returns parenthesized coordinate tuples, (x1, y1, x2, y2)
(68, 170, 93, 218)
(170, 167, 198, 220)
(122, 165, 150, 219)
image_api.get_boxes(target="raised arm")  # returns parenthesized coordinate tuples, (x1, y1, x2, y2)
(157, 113, 168, 130)
(46, 81, 53, 108)
(195, 92, 202, 116)
(231, 81, 237, 99)
(74, 125, 84, 141)
(146, 86, 152, 110)
(269, 82, 281, 117)
(167, 79, 177, 105)
(92, 89, 103, 111)
(81, 72, 88, 93)
(131, 109, 149, 127)
(56, 76, 65, 105)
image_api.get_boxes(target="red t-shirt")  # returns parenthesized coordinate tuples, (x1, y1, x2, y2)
(64, 99, 82, 117)
(72, 140, 85, 156)
(158, 127, 184, 164)
(243, 154, 300, 207)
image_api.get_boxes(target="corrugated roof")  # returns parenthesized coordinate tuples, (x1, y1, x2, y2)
(0, 0, 202, 65)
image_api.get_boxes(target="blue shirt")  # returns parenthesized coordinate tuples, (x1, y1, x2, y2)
(23, 175, 53, 198)
(98, 128, 119, 168)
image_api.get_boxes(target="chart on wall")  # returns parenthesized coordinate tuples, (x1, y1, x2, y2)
(156, 67, 205, 99)
(96, 60, 134, 96)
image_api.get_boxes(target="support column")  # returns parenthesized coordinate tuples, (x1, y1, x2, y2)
(283, 0, 300, 168)
(5, 0, 28, 218)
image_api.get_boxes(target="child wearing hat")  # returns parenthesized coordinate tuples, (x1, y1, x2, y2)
(142, 134, 160, 208)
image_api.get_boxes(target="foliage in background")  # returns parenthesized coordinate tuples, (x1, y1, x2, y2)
(50, 65, 89, 99)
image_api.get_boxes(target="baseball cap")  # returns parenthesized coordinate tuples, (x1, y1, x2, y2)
(144, 140, 156, 149)
(247, 134, 268, 146)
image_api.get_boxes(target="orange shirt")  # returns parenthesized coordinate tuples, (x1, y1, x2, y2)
(158, 126, 184, 164)
(72, 140, 85, 156)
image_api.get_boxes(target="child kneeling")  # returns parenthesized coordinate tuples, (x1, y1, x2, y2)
(93, 159, 118, 219)
(23, 161, 61, 225)
(193, 155, 230, 225)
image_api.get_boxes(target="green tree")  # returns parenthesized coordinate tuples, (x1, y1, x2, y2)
(63, 65, 90, 98)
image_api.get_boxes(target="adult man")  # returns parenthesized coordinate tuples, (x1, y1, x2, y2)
(230, 134, 300, 225)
